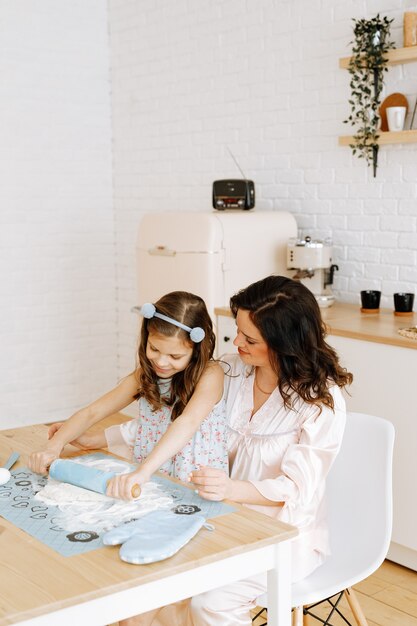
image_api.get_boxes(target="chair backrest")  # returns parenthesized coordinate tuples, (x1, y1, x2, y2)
(326, 411, 395, 580)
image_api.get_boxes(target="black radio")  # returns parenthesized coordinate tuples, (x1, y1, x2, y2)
(212, 179, 255, 211)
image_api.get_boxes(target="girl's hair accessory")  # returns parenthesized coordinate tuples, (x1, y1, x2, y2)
(140, 303, 205, 343)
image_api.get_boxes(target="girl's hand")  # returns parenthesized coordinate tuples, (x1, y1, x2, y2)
(29, 448, 61, 475)
(106, 467, 150, 501)
(189, 466, 234, 501)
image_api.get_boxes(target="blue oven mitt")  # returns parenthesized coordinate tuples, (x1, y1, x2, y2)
(102, 509, 207, 564)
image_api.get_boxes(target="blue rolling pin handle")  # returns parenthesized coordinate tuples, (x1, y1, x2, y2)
(49, 459, 115, 495)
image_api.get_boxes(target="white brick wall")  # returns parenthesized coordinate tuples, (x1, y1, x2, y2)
(0, 1, 116, 427)
(109, 0, 417, 390)
(3, 1, 417, 427)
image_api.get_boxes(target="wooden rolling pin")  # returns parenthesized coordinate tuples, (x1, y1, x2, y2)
(49, 459, 141, 498)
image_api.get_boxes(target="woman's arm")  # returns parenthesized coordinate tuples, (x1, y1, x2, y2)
(192, 390, 346, 511)
(106, 363, 224, 500)
(189, 466, 284, 506)
(249, 400, 346, 515)
(29, 373, 139, 474)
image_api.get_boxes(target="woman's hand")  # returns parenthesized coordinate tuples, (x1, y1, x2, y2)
(48, 422, 103, 450)
(189, 466, 234, 501)
(47, 422, 64, 440)
(106, 467, 151, 501)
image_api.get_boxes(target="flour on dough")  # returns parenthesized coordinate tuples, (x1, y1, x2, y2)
(34, 457, 173, 532)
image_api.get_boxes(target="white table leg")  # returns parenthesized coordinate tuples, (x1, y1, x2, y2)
(266, 541, 292, 626)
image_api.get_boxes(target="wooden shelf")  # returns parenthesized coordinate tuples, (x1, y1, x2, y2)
(339, 46, 417, 150)
(338, 129, 417, 146)
(339, 45, 417, 69)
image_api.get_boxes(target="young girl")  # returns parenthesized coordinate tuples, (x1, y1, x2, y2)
(29, 291, 227, 499)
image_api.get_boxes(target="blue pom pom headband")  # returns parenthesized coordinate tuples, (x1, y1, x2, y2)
(140, 303, 206, 343)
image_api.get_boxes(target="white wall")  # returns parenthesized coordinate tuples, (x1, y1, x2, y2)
(2, 1, 416, 427)
(108, 0, 417, 384)
(0, 1, 116, 427)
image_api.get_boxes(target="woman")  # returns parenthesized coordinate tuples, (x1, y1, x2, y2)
(121, 275, 353, 626)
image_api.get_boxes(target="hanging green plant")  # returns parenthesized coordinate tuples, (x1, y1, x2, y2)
(344, 14, 395, 177)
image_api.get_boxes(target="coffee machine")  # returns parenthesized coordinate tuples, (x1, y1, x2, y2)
(287, 236, 339, 308)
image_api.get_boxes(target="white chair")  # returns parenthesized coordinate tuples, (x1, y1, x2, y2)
(254, 411, 395, 626)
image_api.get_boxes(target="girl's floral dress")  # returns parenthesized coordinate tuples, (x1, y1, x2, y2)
(105, 377, 228, 482)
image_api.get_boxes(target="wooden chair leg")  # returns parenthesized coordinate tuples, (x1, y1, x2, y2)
(292, 606, 303, 626)
(345, 587, 369, 626)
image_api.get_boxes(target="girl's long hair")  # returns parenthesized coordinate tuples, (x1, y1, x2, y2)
(230, 275, 353, 411)
(135, 291, 215, 420)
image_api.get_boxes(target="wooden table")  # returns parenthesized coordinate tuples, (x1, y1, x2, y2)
(0, 418, 298, 626)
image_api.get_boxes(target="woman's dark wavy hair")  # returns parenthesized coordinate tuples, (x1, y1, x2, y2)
(135, 291, 216, 420)
(230, 275, 353, 411)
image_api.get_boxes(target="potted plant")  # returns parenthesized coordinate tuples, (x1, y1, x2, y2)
(344, 14, 395, 177)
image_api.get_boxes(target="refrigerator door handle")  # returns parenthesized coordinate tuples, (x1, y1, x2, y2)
(221, 246, 230, 272)
(148, 246, 176, 257)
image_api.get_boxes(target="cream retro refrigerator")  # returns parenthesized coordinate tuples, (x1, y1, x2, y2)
(136, 211, 297, 318)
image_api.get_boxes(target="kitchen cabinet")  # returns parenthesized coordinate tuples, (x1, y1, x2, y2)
(215, 303, 417, 571)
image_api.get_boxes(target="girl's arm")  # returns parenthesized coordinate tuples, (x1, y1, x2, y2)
(106, 362, 224, 500)
(29, 373, 139, 474)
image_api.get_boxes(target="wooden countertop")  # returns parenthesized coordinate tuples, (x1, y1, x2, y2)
(215, 302, 417, 350)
